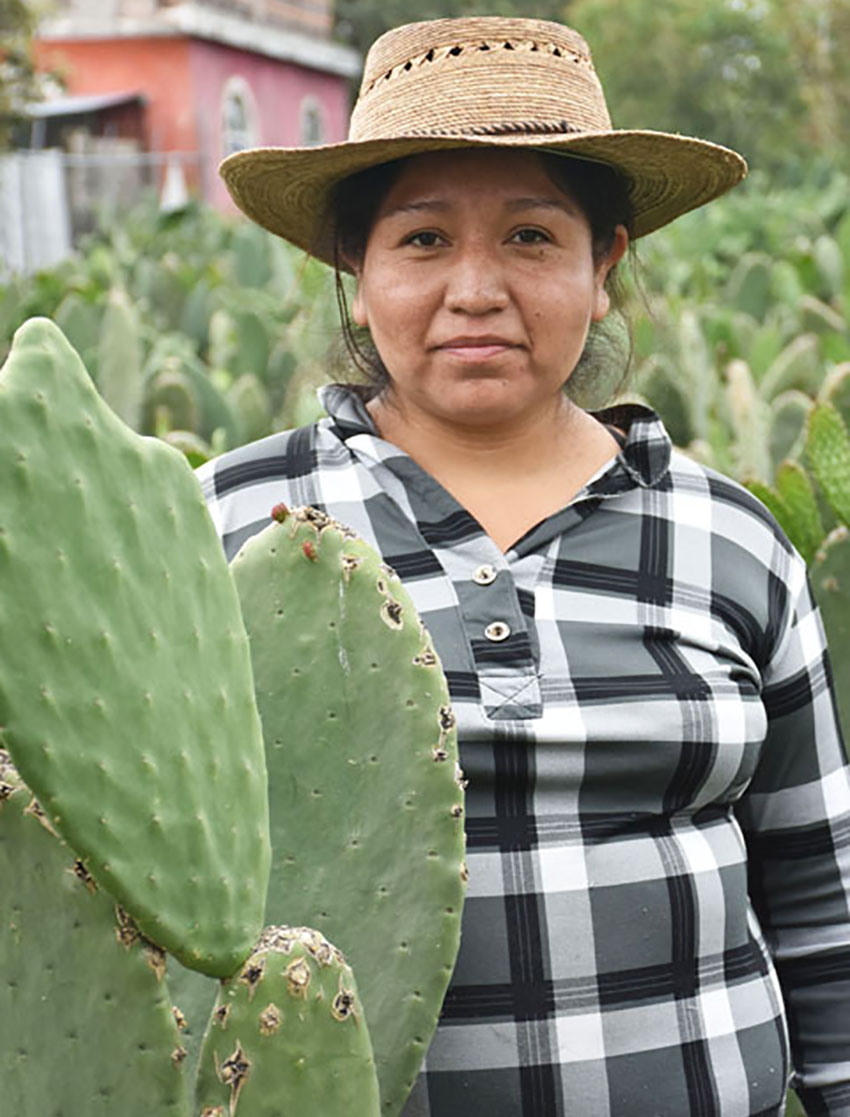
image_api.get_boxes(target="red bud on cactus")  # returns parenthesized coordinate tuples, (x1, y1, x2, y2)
(270, 503, 289, 524)
(302, 541, 318, 562)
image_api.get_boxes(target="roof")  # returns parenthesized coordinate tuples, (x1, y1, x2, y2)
(27, 91, 146, 118)
(37, 1, 361, 79)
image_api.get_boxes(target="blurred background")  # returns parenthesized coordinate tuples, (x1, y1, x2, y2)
(1, 0, 849, 538)
(1, 4, 850, 723)
(1, 8, 848, 1108)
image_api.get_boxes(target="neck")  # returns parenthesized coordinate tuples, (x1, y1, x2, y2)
(365, 389, 621, 553)
(367, 391, 580, 477)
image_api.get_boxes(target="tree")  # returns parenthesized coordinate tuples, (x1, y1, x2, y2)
(0, 0, 41, 150)
(771, 0, 850, 165)
(567, 0, 850, 177)
(568, 0, 810, 175)
(334, 0, 569, 61)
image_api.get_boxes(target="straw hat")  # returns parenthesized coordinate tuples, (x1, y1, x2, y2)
(220, 17, 747, 266)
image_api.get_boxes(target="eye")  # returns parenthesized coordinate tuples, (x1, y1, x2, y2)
(510, 227, 552, 245)
(404, 230, 444, 248)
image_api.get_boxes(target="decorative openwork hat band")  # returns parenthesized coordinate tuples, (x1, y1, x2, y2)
(349, 35, 612, 143)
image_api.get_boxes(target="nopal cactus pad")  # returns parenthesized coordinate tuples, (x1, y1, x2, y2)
(811, 526, 850, 738)
(232, 508, 466, 1115)
(195, 926, 381, 1117)
(0, 318, 270, 977)
(0, 751, 191, 1116)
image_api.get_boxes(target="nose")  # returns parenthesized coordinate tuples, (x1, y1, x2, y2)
(443, 241, 509, 316)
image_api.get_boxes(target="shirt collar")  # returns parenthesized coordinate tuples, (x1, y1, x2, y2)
(318, 384, 671, 490)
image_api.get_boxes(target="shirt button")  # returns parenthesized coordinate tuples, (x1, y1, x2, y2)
(472, 564, 498, 586)
(484, 621, 511, 642)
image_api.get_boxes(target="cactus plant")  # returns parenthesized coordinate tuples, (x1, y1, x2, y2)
(0, 751, 192, 1116)
(143, 340, 240, 449)
(775, 461, 824, 565)
(228, 372, 273, 444)
(53, 291, 102, 370)
(807, 402, 850, 527)
(810, 528, 850, 735)
(0, 318, 469, 1113)
(0, 317, 270, 977)
(143, 367, 200, 436)
(725, 252, 773, 321)
(232, 507, 467, 1115)
(726, 358, 771, 482)
(768, 390, 811, 472)
(97, 287, 144, 428)
(819, 363, 850, 427)
(195, 926, 381, 1117)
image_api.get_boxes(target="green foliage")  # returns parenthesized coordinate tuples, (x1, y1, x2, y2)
(570, 0, 850, 177)
(334, 0, 567, 59)
(807, 402, 850, 526)
(775, 461, 824, 566)
(97, 288, 144, 427)
(630, 167, 850, 489)
(0, 200, 337, 460)
(0, 0, 41, 150)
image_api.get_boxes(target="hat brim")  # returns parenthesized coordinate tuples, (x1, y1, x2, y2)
(220, 130, 747, 268)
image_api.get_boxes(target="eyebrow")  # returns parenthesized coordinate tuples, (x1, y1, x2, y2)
(380, 199, 451, 219)
(505, 196, 581, 216)
(380, 196, 579, 220)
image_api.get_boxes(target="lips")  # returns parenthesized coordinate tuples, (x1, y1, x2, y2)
(434, 336, 520, 361)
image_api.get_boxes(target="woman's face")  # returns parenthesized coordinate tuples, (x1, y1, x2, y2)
(351, 148, 628, 430)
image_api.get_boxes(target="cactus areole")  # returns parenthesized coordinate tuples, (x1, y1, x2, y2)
(195, 926, 381, 1117)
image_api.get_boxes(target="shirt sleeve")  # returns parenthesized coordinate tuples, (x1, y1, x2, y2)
(735, 556, 850, 1115)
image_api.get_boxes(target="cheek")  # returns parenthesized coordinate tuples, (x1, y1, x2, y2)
(362, 277, 435, 341)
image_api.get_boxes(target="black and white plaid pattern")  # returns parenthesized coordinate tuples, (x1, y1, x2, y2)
(198, 387, 850, 1117)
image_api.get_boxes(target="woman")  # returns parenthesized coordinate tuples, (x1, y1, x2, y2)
(198, 17, 850, 1117)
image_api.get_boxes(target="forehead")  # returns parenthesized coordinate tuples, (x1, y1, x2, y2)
(376, 148, 570, 213)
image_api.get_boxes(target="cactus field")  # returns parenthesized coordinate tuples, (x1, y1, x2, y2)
(2, 166, 849, 1115)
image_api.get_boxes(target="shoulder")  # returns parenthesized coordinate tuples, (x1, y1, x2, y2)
(605, 403, 799, 565)
(196, 421, 322, 499)
(665, 448, 810, 661)
(666, 447, 797, 558)
(609, 406, 808, 661)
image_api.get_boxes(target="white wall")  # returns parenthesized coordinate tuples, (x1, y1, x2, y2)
(0, 151, 73, 279)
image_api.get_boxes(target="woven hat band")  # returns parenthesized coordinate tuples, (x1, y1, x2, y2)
(349, 32, 612, 143)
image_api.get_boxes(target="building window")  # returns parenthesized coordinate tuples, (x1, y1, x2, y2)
(221, 76, 259, 158)
(300, 96, 324, 147)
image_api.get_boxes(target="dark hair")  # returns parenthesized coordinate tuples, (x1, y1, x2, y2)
(328, 151, 636, 406)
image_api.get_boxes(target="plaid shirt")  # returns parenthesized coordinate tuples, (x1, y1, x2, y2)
(197, 386, 850, 1117)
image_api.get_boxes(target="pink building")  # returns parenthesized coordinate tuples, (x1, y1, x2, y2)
(33, 0, 359, 209)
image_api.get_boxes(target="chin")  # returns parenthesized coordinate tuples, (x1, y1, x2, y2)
(432, 379, 547, 423)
